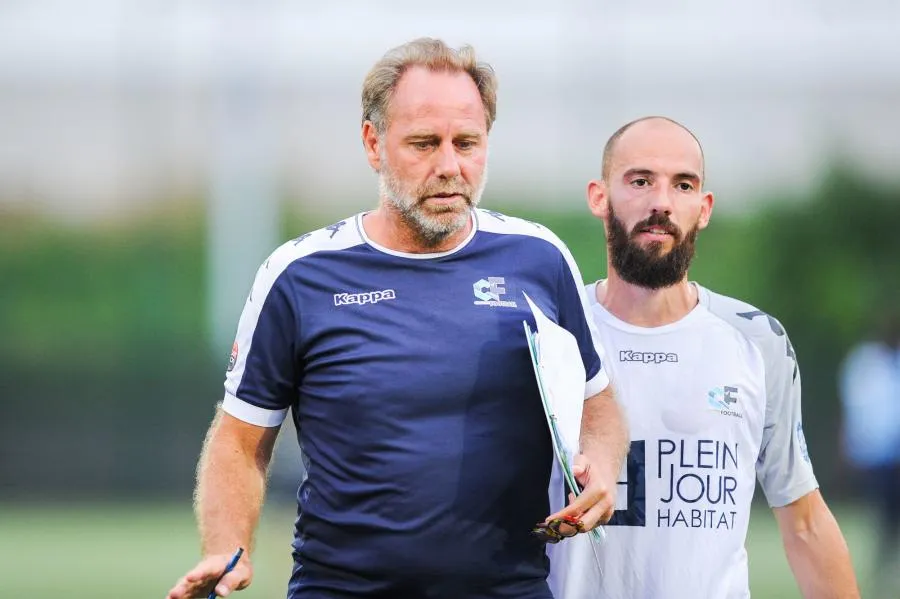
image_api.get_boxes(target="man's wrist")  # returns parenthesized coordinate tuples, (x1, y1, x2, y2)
(579, 446, 620, 484)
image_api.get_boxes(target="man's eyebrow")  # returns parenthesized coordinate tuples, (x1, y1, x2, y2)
(673, 171, 701, 183)
(622, 168, 655, 179)
(403, 132, 440, 140)
(622, 168, 701, 183)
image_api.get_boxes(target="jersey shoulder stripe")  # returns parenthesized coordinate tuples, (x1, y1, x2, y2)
(700, 286, 798, 379)
(223, 215, 364, 426)
(249, 215, 365, 304)
(476, 208, 570, 252)
(475, 208, 584, 286)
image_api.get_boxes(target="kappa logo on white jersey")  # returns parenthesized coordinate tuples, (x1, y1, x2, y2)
(707, 385, 743, 419)
(473, 277, 517, 308)
(619, 350, 679, 364)
(334, 289, 396, 307)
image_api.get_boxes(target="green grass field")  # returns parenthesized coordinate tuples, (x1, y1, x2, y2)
(0, 501, 887, 598)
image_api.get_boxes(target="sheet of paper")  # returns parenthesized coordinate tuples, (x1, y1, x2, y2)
(522, 292, 606, 547)
(522, 291, 585, 465)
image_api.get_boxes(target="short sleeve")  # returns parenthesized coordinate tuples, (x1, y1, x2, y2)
(555, 245, 610, 399)
(222, 259, 299, 427)
(755, 324, 818, 507)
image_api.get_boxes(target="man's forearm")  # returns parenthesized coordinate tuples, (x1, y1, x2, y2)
(194, 408, 277, 556)
(776, 491, 860, 599)
(579, 384, 629, 480)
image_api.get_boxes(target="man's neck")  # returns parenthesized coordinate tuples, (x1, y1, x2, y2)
(596, 267, 698, 328)
(363, 203, 473, 254)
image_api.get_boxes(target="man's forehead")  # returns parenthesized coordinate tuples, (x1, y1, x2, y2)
(611, 120, 703, 176)
(388, 67, 486, 130)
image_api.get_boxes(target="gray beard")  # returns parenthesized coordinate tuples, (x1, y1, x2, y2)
(378, 160, 487, 248)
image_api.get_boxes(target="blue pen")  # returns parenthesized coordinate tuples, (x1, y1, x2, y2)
(207, 547, 244, 599)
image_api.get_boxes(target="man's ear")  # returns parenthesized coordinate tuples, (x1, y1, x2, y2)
(698, 190, 714, 230)
(362, 121, 382, 172)
(587, 179, 609, 221)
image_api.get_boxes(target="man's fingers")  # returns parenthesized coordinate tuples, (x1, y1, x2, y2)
(166, 577, 211, 599)
(165, 578, 189, 599)
(184, 560, 216, 584)
(572, 453, 591, 484)
(545, 484, 612, 527)
(184, 559, 222, 583)
(545, 491, 595, 527)
(569, 485, 607, 514)
(579, 495, 615, 530)
(168, 555, 250, 599)
(166, 577, 209, 599)
(215, 566, 253, 597)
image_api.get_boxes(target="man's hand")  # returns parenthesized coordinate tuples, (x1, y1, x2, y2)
(541, 384, 627, 538)
(544, 452, 617, 536)
(166, 553, 253, 599)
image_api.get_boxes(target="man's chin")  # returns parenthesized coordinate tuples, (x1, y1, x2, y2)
(633, 237, 676, 254)
(421, 196, 469, 213)
(407, 207, 468, 232)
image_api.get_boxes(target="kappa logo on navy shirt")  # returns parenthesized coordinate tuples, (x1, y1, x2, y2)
(333, 289, 396, 307)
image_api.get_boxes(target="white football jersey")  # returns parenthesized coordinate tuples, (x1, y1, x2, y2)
(547, 282, 818, 599)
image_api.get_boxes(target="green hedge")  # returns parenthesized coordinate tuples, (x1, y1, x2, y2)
(2, 168, 898, 496)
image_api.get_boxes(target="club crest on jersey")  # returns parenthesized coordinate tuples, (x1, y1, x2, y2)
(473, 277, 517, 308)
(707, 385, 743, 418)
(619, 350, 678, 364)
(227, 342, 238, 372)
(334, 289, 396, 307)
(797, 422, 810, 463)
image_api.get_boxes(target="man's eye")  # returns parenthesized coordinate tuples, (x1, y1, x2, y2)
(412, 141, 432, 150)
(632, 178, 649, 187)
(456, 140, 475, 150)
(678, 182, 694, 191)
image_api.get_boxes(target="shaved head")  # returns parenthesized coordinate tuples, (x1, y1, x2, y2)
(590, 115, 714, 290)
(601, 116, 704, 183)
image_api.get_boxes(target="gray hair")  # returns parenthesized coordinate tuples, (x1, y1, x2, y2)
(361, 37, 498, 135)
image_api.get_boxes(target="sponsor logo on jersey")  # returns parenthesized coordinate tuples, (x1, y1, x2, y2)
(656, 438, 742, 531)
(707, 385, 743, 418)
(333, 289, 397, 306)
(473, 277, 517, 308)
(619, 350, 679, 364)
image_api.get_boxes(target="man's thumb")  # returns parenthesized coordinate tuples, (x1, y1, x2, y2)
(572, 453, 590, 478)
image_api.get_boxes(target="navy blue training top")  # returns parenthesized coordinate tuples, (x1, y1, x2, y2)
(222, 208, 609, 598)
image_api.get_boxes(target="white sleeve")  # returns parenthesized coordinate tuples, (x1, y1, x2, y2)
(221, 244, 301, 428)
(755, 323, 819, 507)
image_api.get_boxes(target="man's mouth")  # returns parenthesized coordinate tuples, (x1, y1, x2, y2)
(640, 226, 673, 236)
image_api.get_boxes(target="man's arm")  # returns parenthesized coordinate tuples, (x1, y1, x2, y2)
(580, 384, 629, 487)
(542, 236, 628, 530)
(196, 407, 280, 556)
(547, 384, 629, 529)
(167, 408, 280, 599)
(774, 489, 860, 599)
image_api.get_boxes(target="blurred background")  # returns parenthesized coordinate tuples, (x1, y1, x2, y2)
(2, 1, 900, 597)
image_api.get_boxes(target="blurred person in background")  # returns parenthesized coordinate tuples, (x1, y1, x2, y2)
(839, 305, 900, 591)
(165, 37, 628, 599)
(547, 116, 859, 599)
